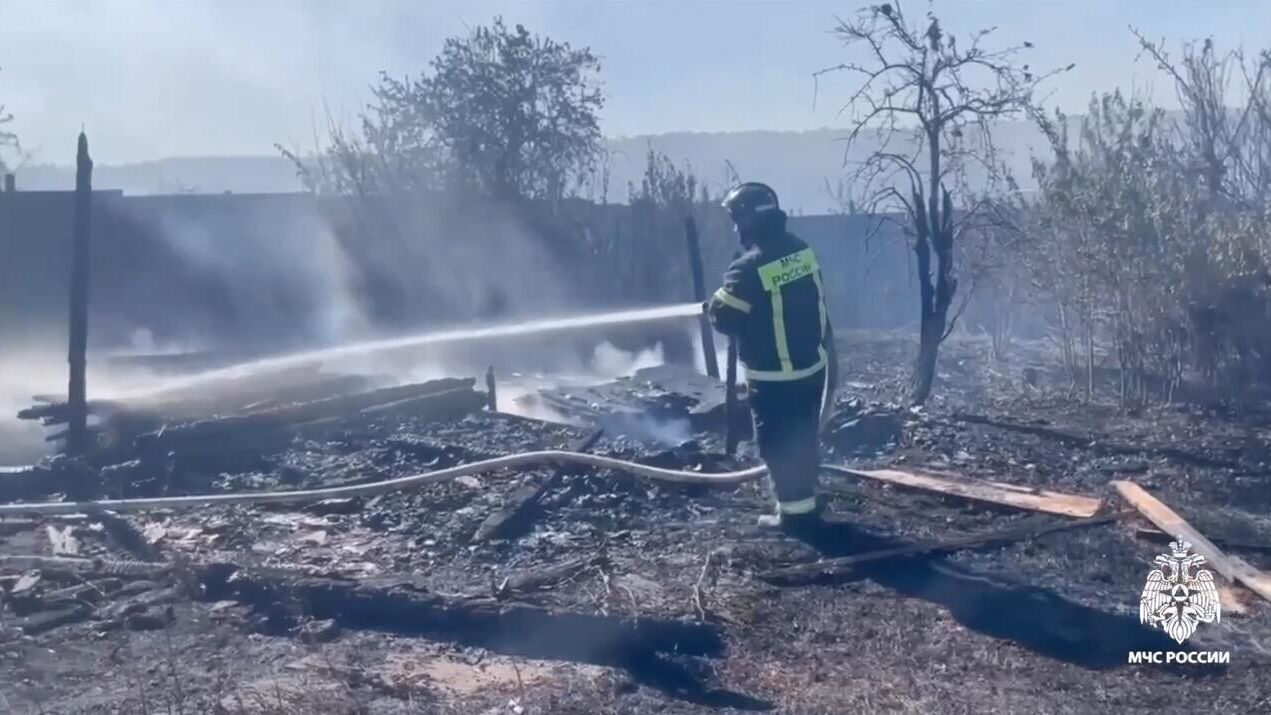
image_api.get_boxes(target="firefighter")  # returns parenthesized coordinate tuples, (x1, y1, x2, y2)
(707, 182, 837, 530)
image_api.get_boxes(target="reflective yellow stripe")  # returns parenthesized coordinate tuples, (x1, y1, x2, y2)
(746, 346, 827, 382)
(713, 288, 751, 314)
(779, 497, 818, 515)
(770, 288, 793, 372)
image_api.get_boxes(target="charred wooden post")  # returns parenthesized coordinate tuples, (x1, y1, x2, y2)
(684, 216, 719, 378)
(723, 248, 742, 455)
(725, 337, 739, 455)
(485, 366, 497, 412)
(66, 132, 94, 455)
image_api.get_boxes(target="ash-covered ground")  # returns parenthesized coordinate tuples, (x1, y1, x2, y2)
(3, 331, 1271, 714)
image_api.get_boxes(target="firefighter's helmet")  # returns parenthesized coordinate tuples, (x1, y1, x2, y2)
(721, 182, 781, 233)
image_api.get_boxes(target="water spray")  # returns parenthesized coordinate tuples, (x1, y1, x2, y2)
(118, 302, 705, 402)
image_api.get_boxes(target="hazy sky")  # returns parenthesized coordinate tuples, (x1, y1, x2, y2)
(2, 0, 1268, 165)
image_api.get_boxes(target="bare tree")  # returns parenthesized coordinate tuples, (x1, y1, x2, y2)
(0, 67, 17, 174)
(818, 2, 1069, 404)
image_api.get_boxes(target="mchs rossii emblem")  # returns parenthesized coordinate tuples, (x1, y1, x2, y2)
(1139, 540, 1220, 644)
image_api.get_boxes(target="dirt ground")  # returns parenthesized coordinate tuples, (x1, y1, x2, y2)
(3, 331, 1271, 714)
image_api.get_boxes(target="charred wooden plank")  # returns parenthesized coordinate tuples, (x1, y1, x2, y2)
(137, 378, 480, 450)
(357, 387, 486, 418)
(497, 555, 607, 597)
(15, 604, 92, 635)
(96, 587, 179, 623)
(537, 365, 749, 435)
(487, 410, 573, 430)
(94, 511, 165, 563)
(235, 374, 375, 413)
(17, 399, 124, 422)
(761, 511, 1126, 583)
(6, 582, 104, 617)
(472, 429, 604, 542)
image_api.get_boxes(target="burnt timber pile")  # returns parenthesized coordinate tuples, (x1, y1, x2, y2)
(528, 364, 753, 440)
(2, 335, 1271, 713)
(5, 372, 488, 502)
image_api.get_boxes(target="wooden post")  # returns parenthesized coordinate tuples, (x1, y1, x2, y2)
(721, 251, 742, 452)
(485, 366, 497, 412)
(724, 337, 739, 455)
(66, 132, 93, 455)
(723, 248, 741, 455)
(684, 216, 719, 378)
(3, 173, 14, 192)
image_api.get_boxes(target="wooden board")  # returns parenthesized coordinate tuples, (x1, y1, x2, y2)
(1112, 480, 1271, 603)
(823, 465, 1103, 518)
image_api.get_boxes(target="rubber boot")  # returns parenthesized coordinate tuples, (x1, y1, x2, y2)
(757, 498, 822, 536)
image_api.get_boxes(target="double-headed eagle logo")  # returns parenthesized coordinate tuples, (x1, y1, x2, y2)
(1139, 540, 1221, 644)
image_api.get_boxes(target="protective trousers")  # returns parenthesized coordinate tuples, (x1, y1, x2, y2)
(748, 368, 825, 515)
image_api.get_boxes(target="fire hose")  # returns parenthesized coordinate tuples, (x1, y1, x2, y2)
(0, 451, 771, 517)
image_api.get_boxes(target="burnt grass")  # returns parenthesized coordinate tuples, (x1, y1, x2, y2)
(4, 331, 1271, 713)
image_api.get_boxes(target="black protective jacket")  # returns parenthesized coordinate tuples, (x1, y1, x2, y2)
(708, 232, 830, 381)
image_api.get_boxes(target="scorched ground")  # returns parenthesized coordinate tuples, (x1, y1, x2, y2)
(2, 332, 1270, 714)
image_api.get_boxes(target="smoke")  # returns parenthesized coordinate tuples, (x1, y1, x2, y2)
(344, 198, 577, 330)
(623, 414, 692, 445)
(142, 199, 371, 348)
(111, 193, 584, 361)
(590, 339, 665, 378)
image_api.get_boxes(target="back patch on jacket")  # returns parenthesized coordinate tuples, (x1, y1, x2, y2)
(758, 248, 819, 292)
